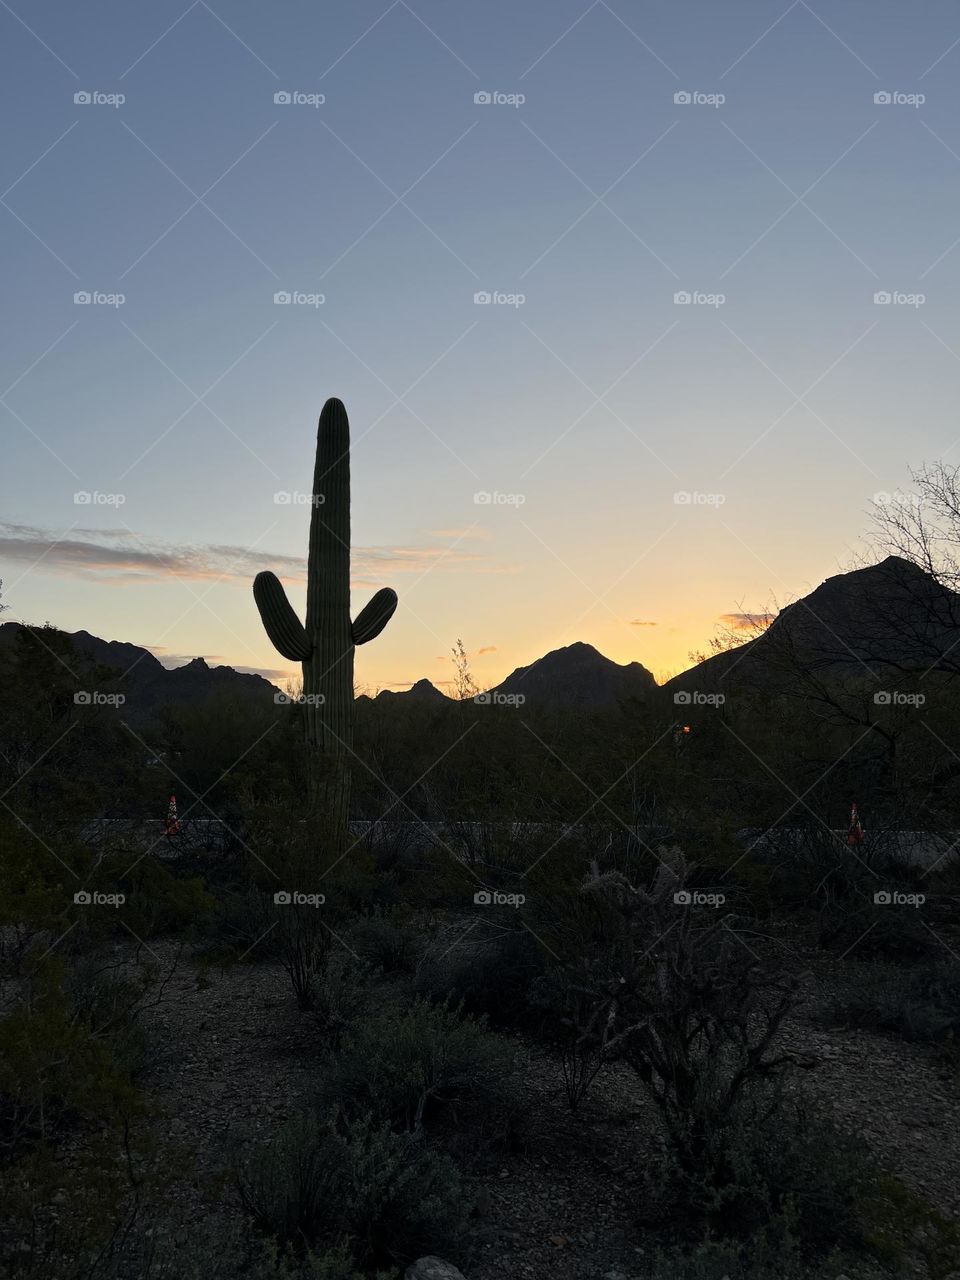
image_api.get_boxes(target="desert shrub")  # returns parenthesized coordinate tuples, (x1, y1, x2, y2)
(198, 885, 272, 961)
(0, 954, 148, 1164)
(544, 850, 808, 1151)
(114, 856, 216, 939)
(0, 951, 163, 1271)
(61, 953, 158, 1080)
(274, 900, 333, 1011)
(821, 897, 937, 961)
(648, 1090, 960, 1273)
(213, 888, 333, 1010)
(0, 1191, 399, 1280)
(345, 911, 420, 974)
(317, 997, 518, 1152)
(760, 828, 936, 958)
(828, 959, 960, 1047)
(414, 921, 544, 1023)
(527, 966, 610, 1112)
(236, 1107, 470, 1268)
(310, 951, 383, 1044)
(687, 1096, 875, 1251)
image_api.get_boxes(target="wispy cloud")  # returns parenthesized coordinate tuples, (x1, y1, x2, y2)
(477, 645, 497, 654)
(720, 611, 775, 632)
(0, 523, 516, 587)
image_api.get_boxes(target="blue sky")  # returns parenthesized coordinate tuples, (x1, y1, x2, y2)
(3, 0, 960, 689)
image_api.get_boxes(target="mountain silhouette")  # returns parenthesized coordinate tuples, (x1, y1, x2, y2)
(0, 623, 278, 716)
(664, 556, 960, 696)
(369, 678, 451, 704)
(488, 641, 657, 709)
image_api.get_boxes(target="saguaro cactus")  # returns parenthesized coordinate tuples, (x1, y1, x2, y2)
(253, 397, 397, 846)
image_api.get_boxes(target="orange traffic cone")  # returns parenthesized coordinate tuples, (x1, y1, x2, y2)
(846, 801, 864, 846)
(164, 793, 181, 837)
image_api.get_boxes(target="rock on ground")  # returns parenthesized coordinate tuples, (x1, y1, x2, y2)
(405, 1259, 468, 1280)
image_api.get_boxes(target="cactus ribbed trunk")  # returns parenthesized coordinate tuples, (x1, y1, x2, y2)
(304, 400, 352, 843)
(252, 397, 398, 861)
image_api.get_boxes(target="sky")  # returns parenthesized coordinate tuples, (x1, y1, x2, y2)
(3, 1, 960, 691)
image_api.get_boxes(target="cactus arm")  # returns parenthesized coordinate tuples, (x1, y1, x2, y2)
(352, 587, 398, 645)
(253, 571, 312, 661)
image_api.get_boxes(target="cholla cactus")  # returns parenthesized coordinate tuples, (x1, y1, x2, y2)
(254, 398, 397, 843)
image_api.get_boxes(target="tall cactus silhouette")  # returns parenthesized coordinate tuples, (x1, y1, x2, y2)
(254, 397, 397, 846)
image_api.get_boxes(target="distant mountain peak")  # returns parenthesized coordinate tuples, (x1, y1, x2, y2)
(372, 678, 450, 704)
(0, 622, 278, 721)
(492, 642, 656, 709)
(665, 556, 960, 694)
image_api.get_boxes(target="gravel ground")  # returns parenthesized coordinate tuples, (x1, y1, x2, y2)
(127, 940, 960, 1280)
